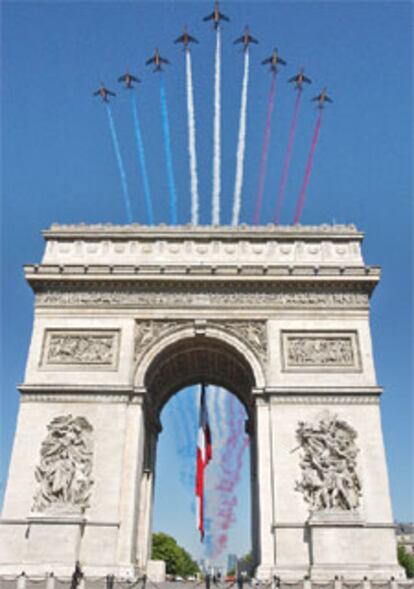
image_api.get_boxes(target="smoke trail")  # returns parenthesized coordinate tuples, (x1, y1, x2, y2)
(185, 50, 200, 226)
(159, 75, 178, 224)
(293, 110, 323, 224)
(274, 90, 303, 224)
(105, 104, 132, 223)
(253, 72, 277, 225)
(231, 49, 250, 227)
(212, 28, 221, 225)
(177, 391, 198, 493)
(213, 394, 249, 554)
(131, 94, 154, 225)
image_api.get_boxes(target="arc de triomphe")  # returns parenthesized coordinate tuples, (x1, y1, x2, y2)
(0, 224, 402, 580)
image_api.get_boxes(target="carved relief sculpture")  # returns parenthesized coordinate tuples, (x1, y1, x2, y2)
(284, 333, 359, 370)
(32, 415, 94, 514)
(44, 331, 118, 366)
(295, 412, 361, 511)
(134, 320, 188, 361)
(36, 285, 370, 309)
(218, 320, 267, 365)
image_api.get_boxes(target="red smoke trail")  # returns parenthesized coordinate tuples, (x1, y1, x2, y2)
(274, 90, 302, 224)
(293, 110, 323, 224)
(214, 398, 249, 544)
(253, 72, 277, 225)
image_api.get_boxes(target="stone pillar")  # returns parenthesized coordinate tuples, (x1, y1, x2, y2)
(115, 397, 146, 574)
(254, 395, 276, 579)
(135, 425, 158, 571)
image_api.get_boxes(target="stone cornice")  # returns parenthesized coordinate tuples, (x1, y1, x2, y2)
(43, 223, 363, 240)
(18, 384, 142, 404)
(261, 386, 383, 395)
(25, 264, 380, 281)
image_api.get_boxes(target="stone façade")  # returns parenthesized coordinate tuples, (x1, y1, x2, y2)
(0, 225, 403, 581)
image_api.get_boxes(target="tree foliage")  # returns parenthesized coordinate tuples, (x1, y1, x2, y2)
(152, 532, 199, 577)
(398, 545, 414, 578)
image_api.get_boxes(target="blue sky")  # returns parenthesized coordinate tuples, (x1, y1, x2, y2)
(1, 0, 413, 564)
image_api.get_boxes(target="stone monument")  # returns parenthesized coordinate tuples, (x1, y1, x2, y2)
(0, 224, 403, 581)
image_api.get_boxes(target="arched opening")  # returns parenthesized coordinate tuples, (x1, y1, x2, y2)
(136, 332, 262, 576)
(153, 386, 251, 573)
(144, 335, 257, 418)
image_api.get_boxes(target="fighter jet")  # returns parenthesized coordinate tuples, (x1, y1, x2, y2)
(174, 25, 199, 50)
(118, 70, 141, 89)
(234, 26, 258, 51)
(146, 48, 170, 72)
(93, 83, 116, 103)
(203, 1, 230, 29)
(261, 48, 287, 72)
(288, 67, 312, 90)
(311, 87, 333, 108)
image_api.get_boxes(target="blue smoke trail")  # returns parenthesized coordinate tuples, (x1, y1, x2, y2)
(105, 104, 132, 223)
(159, 75, 178, 224)
(131, 94, 154, 224)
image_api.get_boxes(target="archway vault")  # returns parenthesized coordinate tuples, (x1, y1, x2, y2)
(133, 322, 266, 418)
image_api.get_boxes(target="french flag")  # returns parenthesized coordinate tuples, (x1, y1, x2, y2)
(195, 384, 212, 542)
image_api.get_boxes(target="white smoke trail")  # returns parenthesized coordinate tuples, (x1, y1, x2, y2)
(185, 50, 200, 226)
(231, 48, 250, 227)
(212, 28, 221, 226)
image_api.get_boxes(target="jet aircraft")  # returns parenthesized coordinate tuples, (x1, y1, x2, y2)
(118, 70, 141, 89)
(288, 68, 312, 90)
(203, 1, 230, 29)
(146, 48, 170, 72)
(174, 25, 199, 50)
(261, 48, 287, 72)
(311, 87, 333, 108)
(93, 83, 116, 103)
(234, 26, 258, 51)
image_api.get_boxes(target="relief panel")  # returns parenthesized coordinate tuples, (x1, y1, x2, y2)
(41, 329, 120, 370)
(282, 331, 361, 372)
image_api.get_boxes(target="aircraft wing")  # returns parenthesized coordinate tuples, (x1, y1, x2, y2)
(146, 57, 155, 65)
(108, 90, 116, 96)
(174, 35, 185, 43)
(93, 90, 101, 96)
(131, 75, 141, 83)
(203, 13, 214, 21)
(311, 96, 319, 102)
(278, 57, 287, 65)
(219, 12, 230, 21)
(160, 57, 170, 64)
(288, 75, 297, 83)
(188, 34, 199, 43)
(118, 75, 126, 82)
(326, 96, 333, 102)
(303, 75, 312, 83)
(262, 57, 272, 64)
(234, 36, 243, 44)
(250, 35, 259, 44)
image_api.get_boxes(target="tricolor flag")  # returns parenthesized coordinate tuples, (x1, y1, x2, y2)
(195, 384, 212, 542)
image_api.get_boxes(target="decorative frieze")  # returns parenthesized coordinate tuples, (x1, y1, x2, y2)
(295, 411, 361, 512)
(42, 330, 119, 368)
(282, 332, 360, 371)
(32, 415, 94, 514)
(35, 283, 370, 309)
